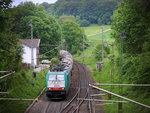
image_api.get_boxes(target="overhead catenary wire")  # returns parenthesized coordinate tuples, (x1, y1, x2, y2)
(40, 44, 63, 56)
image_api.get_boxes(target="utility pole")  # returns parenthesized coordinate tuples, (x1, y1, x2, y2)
(118, 31, 126, 113)
(82, 32, 85, 63)
(110, 43, 114, 90)
(29, 20, 35, 86)
(112, 43, 114, 87)
(101, 26, 104, 63)
(29, 20, 34, 69)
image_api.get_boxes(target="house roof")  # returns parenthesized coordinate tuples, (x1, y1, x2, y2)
(20, 39, 40, 48)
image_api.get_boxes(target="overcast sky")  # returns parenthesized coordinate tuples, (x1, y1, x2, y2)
(12, 0, 58, 6)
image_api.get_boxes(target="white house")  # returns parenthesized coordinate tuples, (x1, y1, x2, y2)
(20, 39, 40, 66)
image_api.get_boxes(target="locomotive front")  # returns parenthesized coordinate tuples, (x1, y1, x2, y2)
(46, 72, 68, 99)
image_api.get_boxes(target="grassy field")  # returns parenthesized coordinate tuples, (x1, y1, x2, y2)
(75, 24, 114, 69)
(83, 24, 111, 36)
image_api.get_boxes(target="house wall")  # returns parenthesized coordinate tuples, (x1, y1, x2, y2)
(22, 44, 37, 66)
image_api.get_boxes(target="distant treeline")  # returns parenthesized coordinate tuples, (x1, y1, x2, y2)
(41, 0, 117, 26)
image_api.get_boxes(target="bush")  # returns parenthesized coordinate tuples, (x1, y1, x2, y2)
(79, 19, 90, 27)
(51, 57, 59, 66)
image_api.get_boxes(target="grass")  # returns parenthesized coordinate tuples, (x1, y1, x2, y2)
(83, 24, 110, 36)
(0, 69, 48, 113)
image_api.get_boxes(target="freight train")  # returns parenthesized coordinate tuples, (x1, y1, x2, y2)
(46, 50, 73, 99)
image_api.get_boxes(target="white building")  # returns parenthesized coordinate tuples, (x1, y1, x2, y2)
(20, 39, 40, 66)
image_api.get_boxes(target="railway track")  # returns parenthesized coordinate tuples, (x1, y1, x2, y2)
(26, 61, 103, 113)
(60, 61, 91, 113)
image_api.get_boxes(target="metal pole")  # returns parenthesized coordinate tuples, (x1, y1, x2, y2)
(93, 84, 150, 86)
(77, 98, 129, 103)
(29, 20, 34, 69)
(29, 20, 35, 86)
(30, 20, 34, 69)
(82, 32, 84, 63)
(0, 92, 9, 94)
(0, 71, 15, 80)
(118, 31, 126, 113)
(112, 43, 114, 85)
(101, 26, 104, 63)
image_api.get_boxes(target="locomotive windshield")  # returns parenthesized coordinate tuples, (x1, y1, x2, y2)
(48, 74, 64, 81)
(48, 75, 56, 80)
(57, 75, 64, 80)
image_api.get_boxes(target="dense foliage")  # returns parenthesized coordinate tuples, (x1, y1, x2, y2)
(0, 0, 22, 71)
(112, 0, 150, 112)
(61, 21, 86, 54)
(41, 0, 117, 25)
(94, 44, 110, 60)
(58, 15, 76, 24)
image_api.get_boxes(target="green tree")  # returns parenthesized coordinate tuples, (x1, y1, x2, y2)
(61, 21, 86, 54)
(0, 1, 22, 71)
(58, 15, 76, 25)
(11, 2, 62, 56)
(45, 0, 117, 24)
(94, 44, 110, 60)
(78, 19, 90, 27)
(0, 0, 12, 31)
(112, 1, 150, 112)
(112, 0, 150, 54)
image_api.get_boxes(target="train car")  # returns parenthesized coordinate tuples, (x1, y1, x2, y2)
(46, 50, 73, 99)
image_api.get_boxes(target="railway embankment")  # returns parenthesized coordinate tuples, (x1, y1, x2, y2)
(0, 69, 47, 113)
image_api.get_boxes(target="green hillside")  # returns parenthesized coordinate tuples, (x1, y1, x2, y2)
(41, 0, 117, 25)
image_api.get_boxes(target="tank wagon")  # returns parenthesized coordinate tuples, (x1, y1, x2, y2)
(46, 50, 73, 99)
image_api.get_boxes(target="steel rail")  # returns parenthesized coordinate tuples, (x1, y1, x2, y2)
(24, 87, 46, 113)
(60, 88, 80, 113)
(75, 62, 92, 113)
(88, 87, 92, 113)
(89, 84, 150, 109)
(64, 106, 74, 113)
(45, 102, 51, 113)
(60, 61, 92, 113)
(83, 64, 93, 113)
(71, 89, 89, 113)
(60, 62, 81, 113)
